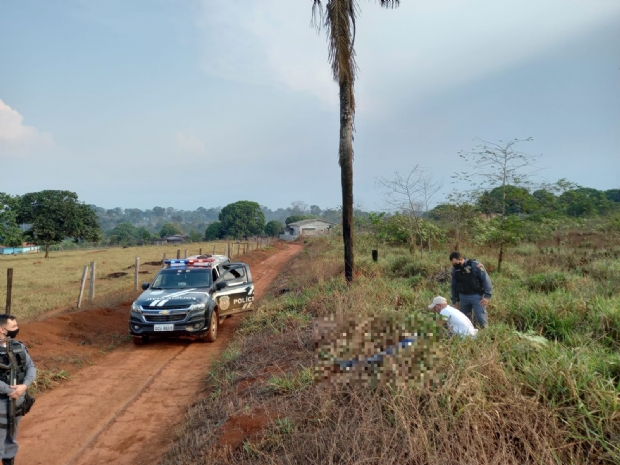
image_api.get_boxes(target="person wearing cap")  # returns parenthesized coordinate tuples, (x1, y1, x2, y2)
(428, 296, 478, 338)
(449, 251, 492, 329)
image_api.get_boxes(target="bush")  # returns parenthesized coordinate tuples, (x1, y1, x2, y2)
(525, 272, 570, 293)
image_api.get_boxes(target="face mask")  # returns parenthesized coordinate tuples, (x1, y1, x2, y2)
(453, 263, 462, 269)
(4, 329, 18, 339)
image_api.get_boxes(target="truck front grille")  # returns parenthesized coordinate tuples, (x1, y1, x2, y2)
(142, 304, 190, 310)
(144, 314, 188, 323)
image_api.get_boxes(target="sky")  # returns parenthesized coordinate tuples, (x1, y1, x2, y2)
(1, 0, 619, 212)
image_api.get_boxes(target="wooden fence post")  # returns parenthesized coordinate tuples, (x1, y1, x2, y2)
(162, 252, 166, 268)
(89, 261, 96, 302)
(184, 249, 188, 258)
(5, 269, 13, 314)
(237, 242, 240, 256)
(199, 248, 202, 256)
(77, 266, 88, 308)
(134, 257, 140, 290)
(212, 245, 216, 255)
(177, 249, 180, 259)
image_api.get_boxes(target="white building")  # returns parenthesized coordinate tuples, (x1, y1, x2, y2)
(279, 219, 337, 241)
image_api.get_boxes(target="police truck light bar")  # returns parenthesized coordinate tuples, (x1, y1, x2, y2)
(164, 258, 215, 267)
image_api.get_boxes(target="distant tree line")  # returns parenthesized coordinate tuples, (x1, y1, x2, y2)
(90, 200, 360, 246)
(4, 173, 613, 263)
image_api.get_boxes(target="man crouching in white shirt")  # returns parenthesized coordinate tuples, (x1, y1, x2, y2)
(428, 296, 478, 338)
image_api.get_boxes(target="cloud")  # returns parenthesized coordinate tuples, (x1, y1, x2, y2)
(176, 132, 205, 153)
(197, 1, 336, 105)
(0, 99, 53, 153)
(195, 0, 620, 115)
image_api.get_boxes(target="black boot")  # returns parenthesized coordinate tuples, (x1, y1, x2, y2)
(2, 458, 14, 465)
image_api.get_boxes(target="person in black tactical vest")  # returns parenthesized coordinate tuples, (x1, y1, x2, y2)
(0, 315, 37, 465)
(449, 252, 493, 329)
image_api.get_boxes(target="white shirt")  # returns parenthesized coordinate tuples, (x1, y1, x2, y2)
(439, 305, 478, 337)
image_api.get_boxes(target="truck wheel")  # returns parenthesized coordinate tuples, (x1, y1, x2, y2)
(132, 335, 148, 345)
(205, 310, 218, 343)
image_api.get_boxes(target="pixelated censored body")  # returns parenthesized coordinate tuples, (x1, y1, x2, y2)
(313, 313, 444, 387)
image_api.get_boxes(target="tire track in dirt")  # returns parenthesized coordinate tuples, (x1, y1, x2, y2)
(17, 243, 302, 465)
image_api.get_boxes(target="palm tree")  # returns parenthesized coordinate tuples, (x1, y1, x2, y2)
(312, 0, 400, 282)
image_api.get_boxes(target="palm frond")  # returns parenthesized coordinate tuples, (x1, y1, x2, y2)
(379, 0, 400, 8)
(312, 0, 400, 115)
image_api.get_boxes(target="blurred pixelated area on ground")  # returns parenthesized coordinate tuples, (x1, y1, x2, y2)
(313, 312, 445, 387)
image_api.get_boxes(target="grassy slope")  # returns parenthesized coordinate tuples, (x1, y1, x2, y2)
(161, 235, 620, 465)
(0, 241, 244, 320)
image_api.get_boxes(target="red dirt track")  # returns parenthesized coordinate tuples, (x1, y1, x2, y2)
(17, 242, 302, 465)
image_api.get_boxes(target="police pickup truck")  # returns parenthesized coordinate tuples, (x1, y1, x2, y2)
(129, 254, 254, 345)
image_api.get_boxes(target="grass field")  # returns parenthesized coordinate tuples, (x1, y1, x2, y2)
(0, 240, 258, 320)
(162, 232, 620, 464)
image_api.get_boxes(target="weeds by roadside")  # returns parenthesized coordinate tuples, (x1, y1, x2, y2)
(161, 235, 620, 465)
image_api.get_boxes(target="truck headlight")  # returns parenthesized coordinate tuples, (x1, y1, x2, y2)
(131, 303, 143, 314)
(190, 303, 206, 312)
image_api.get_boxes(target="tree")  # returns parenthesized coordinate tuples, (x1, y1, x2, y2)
(559, 188, 612, 217)
(136, 226, 152, 243)
(477, 185, 539, 215)
(532, 189, 558, 213)
(377, 166, 439, 253)
(189, 230, 203, 242)
(125, 208, 144, 224)
(218, 201, 265, 239)
(456, 138, 541, 272)
(264, 220, 283, 237)
(109, 222, 138, 245)
(605, 189, 620, 203)
(289, 201, 310, 215)
(367, 212, 387, 246)
(312, 0, 400, 282)
(18, 190, 102, 258)
(418, 169, 443, 251)
(310, 205, 322, 216)
(160, 223, 183, 238)
(152, 206, 165, 218)
(430, 191, 478, 252)
(0, 193, 23, 247)
(285, 215, 316, 225)
(205, 222, 223, 241)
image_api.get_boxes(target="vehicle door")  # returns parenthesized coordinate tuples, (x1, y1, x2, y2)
(214, 264, 255, 317)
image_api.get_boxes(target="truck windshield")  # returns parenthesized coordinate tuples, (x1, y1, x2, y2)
(151, 269, 211, 289)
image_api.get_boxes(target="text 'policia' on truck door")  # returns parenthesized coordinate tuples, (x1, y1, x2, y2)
(214, 264, 254, 317)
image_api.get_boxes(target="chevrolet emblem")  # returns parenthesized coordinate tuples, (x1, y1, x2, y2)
(159, 310, 170, 315)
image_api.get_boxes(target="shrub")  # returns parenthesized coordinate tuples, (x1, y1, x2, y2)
(525, 271, 570, 293)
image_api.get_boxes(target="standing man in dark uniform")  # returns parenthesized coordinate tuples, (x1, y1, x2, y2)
(450, 252, 493, 329)
(0, 315, 37, 465)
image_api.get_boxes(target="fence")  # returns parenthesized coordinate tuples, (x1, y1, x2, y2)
(3, 237, 273, 314)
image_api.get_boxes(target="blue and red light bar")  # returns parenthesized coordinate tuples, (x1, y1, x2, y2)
(164, 258, 215, 267)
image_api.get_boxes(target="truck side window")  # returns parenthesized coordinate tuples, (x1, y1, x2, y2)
(212, 267, 219, 282)
(222, 266, 246, 283)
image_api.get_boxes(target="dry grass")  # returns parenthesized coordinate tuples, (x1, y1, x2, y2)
(160, 236, 620, 465)
(0, 241, 246, 320)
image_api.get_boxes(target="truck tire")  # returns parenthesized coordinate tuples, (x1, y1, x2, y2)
(132, 335, 148, 345)
(205, 310, 218, 343)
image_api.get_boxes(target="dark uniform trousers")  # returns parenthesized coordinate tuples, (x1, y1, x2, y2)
(0, 397, 21, 460)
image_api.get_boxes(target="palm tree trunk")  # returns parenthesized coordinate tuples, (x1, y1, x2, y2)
(339, 78, 354, 282)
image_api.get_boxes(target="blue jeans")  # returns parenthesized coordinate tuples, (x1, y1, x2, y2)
(459, 293, 488, 329)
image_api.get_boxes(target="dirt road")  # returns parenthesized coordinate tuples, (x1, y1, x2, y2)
(17, 243, 302, 465)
